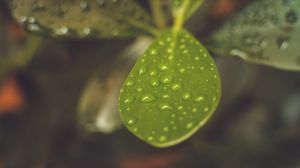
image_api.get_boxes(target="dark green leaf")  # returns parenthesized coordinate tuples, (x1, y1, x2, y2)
(207, 0, 300, 71)
(9, 0, 156, 38)
(119, 29, 221, 147)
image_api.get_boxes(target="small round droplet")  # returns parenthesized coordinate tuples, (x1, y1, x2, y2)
(171, 83, 182, 91)
(159, 136, 167, 142)
(179, 68, 186, 73)
(140, 94, 155, 103)
(162, 94, 170, 99)
(133, 128, 138, 132)
(150, 79, 160, 87)
(147, 136, 154, 141)
(150, 49, 157, 55)
(186, 123, 193, 129)
(138, 66, 147, 75)
(80, 1, 90, 12)
(55, 26, 69, 35)
(163, 127, 169, 132)
(204, 107, 209, 112)
(160, 65, 169, 71)
(194, 96, 204, 102)
(286, 10, 298, 24)
(126, 80, 135, 87)
(136, 87, 144, 93)
(150, 71, 157, 76)
(128, 119, 135, 126)
(177, 106, 184, 111)
(182, 92, 192, 100)
(159, 103, 173, 111)
(161, 75, 173, 84)
(124, 97, 134, 104)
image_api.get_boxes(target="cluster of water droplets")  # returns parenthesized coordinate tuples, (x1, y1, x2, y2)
(11, 0, 152, 38)
(120, 31, 220, 144)
(209, 0, 300, 70)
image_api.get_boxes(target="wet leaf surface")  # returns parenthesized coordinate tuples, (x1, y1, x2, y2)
(119, 29, 221, 147)
(207, 0, 300, 71)
(9, 0, 155, 38)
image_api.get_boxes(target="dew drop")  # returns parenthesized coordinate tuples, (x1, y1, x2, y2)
(277, 36, 290, 51)
(136, 87, 144, 93)
(138, 66, 148, 75)
(159, 103, 173, 111)
(204, 107, 209, 112)
(194, 96, 204, 102)
(83, 27, 92, 35)
(140, 94, 155, 103)
(159, 65, 169, 71)
(150, 71, 158, 76)
(159, 136, 167, 142)
(55, 26, 69, 35)
(182, 92, 192, 100)
(161, 75, 173, 84)
(192, 108, 197, 112)
(126, 80, 135, 87)
(179, 68, 186, 73)
(147, 136, 154, 141)
(162, 94, 170, 99)
(124, 97, 134, 104)
(127, 119, 135, 126)
(80, 1, 90, 12)
(286, 10, 298, 24)
(150, 79, 160, 87)
(171, 83, 182, 91)
(177, 106, 184, 111)
(163, 127, 169, 132)
(186, 122, 193, 129)
(32, 1, 45, 11)
(150, 49, 157, 55)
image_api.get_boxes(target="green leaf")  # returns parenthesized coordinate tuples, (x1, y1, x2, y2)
(207, 0, 300, 71)
(9, 0, 158, 38)
(172, 0, 204, 26)
(119, 29, 221, 147)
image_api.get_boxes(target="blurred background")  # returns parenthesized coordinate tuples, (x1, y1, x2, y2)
(1, 0, 300, 167)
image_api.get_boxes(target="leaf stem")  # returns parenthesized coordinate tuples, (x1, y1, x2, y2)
(150, 0, 167, 30)
(173, 0, 190, 31)
(126, 17, 160, 37)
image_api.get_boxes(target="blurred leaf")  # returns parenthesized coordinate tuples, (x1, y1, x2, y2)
(119, 29, 221, 147)
(172, 0, 204, 23)
(207, 0, 300, 71)
(9, 0, 157, 38)
(78, 68, 129, 134)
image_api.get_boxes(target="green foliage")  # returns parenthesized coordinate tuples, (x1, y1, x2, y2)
(119, 29, 221, 147)
(8, 0, 222, 147)
(207, 0, 300, 71)
(9, 0, 157, 38)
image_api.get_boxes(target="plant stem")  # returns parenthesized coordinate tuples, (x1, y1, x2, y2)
(150, 0, 167, 30)
(173, 0, 190, 31)
(126, 17, 160, 37)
